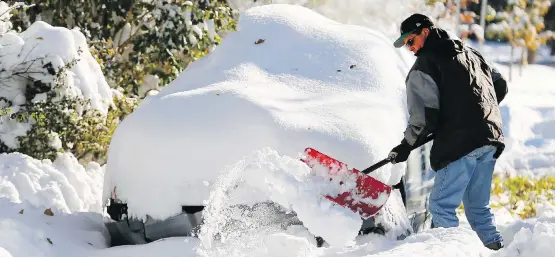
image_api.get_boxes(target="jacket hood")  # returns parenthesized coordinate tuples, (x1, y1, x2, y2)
(416, 27, 464, 57)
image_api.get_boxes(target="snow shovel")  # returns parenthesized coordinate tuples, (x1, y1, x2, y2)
(301, 135, 434, 219)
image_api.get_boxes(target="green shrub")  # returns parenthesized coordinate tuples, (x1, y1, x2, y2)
(490, 174, 554, 219)
(11, 0, 238, 98)
(0, 44, 137, 164)
(458, 174, 555, 219)
(3, 0, 237, 163)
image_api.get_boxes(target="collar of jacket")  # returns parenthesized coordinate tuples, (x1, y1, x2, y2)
(415, 27, 464, 57)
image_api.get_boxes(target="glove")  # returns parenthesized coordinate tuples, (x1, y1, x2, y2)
(388, 140, 412, 164)
(493, 145, 504, 159)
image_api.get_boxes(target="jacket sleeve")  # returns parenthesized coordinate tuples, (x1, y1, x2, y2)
(489, 65, 508, 104)
(403, 69, 440, 146)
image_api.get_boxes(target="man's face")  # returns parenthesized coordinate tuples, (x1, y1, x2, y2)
(404, 28, 428, 54)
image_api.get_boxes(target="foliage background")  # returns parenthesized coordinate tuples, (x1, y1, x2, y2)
(1, 0, 238, 164)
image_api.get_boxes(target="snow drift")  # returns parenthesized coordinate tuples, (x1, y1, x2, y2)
(488, 63, 555, 178)
(0, 198, 108, 256)
(0, 152, 105, 214)
(0, 152, 108, 256)
(104, 4, 415, 220)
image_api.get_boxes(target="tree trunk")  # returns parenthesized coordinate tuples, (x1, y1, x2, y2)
(527, 48, 537, 64)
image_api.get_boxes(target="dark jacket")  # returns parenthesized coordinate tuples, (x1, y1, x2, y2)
(402, 27, 508, 171)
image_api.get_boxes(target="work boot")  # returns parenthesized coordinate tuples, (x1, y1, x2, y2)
(485, 241, 504, 251)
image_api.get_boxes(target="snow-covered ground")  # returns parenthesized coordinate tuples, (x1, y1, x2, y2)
(0, 3, 554, 257)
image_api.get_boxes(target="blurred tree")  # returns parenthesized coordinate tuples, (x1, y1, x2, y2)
(485, 0, 554, 63)
(544, 2, 555, 55)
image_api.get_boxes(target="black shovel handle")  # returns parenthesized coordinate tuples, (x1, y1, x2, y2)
(360, 134, 435, 175)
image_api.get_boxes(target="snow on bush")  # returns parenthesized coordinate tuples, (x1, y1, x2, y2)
(103, 4, 415, 221)
(0, 2, 117, 162)
(10, 0, 238, 98)
(0, 152, 105, 214)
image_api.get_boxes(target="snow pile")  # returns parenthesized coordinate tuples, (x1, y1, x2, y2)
(0, 18, 113, 148)
(494, 214, 555, 257)
(498, 221, 555, 256)
(104, 4, 413, 220)
(0, 152, 105, 214)
(197, 147, 362, 253)
(488, 63, 555, 178)
(0, 198, 108, 257)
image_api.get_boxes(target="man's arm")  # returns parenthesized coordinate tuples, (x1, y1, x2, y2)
(490, 65, 508, 104)
(389, 68, 439, 164)
(403, 69, 440, 147)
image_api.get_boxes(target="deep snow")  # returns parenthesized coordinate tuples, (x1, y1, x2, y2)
(485, 61, 555, 178)
(0, 2, 554, 257)
(103, 4, 415, 221)
(0, 152, 105, 214)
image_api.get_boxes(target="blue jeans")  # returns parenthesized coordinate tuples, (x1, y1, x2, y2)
(428, 145, 502, 246)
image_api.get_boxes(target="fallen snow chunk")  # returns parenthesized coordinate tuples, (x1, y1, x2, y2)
(198, 147, 362, 253)
(496, 221, 555, 257)
(0, 152, 105, 214)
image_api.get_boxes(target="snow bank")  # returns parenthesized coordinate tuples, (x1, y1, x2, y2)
(0, 152, 105, 214)
(0, 199, 108, 256)
(494, 214, 555, 257)
(104, 4, 413, 220)
(0, 20, 113, 148)
(92, 237, 200, 257)
(489, 63, 555, 178)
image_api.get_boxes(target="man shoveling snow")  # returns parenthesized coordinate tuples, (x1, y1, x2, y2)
(388, 13, 509, 251)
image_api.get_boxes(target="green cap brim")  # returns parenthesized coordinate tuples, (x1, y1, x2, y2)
(393, 31, 414, 48)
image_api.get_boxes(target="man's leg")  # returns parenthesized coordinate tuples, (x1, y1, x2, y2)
(462, 146, 503, 247)
(428, 156, 475, 228)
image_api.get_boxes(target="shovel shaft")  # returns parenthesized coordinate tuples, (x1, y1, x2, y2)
(361, 134, 435, 175)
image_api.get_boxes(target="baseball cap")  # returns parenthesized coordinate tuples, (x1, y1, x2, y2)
(393, 13, 434, 48)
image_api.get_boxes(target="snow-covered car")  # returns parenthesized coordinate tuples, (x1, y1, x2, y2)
(101, 5, 434, 247)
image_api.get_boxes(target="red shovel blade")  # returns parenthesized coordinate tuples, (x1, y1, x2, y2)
(301, 147, 391, 219)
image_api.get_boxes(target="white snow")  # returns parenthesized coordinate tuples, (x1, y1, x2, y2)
(488, 62, 555, 178)
(0, 152, 105, 214)
(0, 2, 554, 257)
(104, 4, 412, 221)
(197, 147, 363, 249)
(0, 198, 109, 256)
(494, 215, 555, 257)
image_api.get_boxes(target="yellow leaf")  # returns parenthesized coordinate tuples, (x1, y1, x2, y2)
(44, 208, 54, 216)
(19, 209, 24, 214)
(47, 238, 53, 245)
(36, 37, 44, 40)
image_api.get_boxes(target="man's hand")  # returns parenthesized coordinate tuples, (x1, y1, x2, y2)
(388, 140, 412, 164)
